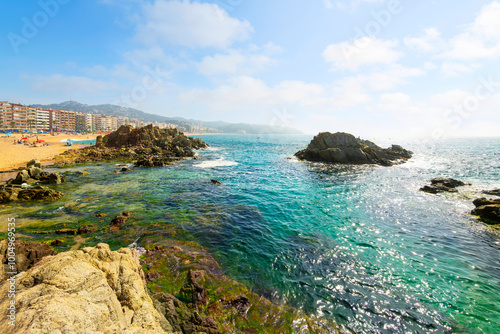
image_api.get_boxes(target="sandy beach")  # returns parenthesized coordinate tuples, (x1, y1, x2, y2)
(0, 133, 97, 172)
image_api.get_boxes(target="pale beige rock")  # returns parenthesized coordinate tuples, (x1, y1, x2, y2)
(0, 243, 172, 334)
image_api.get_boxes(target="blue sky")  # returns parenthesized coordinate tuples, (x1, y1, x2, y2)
(1, 0, 500, 138)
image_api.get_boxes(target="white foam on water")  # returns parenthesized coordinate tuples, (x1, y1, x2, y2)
(195, 159, 238, 168)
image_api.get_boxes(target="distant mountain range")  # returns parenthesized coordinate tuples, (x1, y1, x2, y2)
(32, 101, 301, 135)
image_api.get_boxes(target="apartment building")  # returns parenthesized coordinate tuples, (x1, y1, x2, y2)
(59, 110, 76, 131)
(111, 116, 118, 131)
(36, 109, 50, 130)
(0, 102, 12, 130)
(48, 109, 61, 131)
(27, 106, 37, 131)
(11, 103, 28, 130)
(100, 115, 112, 132)
(85, 114, 93, 132)
(75, 113, 86, 132)
(0, 101, 174, 133)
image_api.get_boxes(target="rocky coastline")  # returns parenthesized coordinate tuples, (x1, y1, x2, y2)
(60, 124, 209, 167)
(419, 178, 500, 228)
(0, 125, 345, 333)
(295, 132, 412, 166)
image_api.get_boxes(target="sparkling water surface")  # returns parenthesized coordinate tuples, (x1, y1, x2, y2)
(2, 135, 499, 333)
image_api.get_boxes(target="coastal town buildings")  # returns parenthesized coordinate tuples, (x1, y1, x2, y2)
(0, 101, 178, 132)
(36, 109, 50, 130)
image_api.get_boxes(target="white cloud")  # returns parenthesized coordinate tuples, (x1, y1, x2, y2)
(134, 0, 253, 49)
(423, 62, 438, 70)
(180, 76, 325, 111)
(440, 62, 477, 77)
(323, 37, 401, 70)
(197, 43, 280, 76)
(440, 1, 500, 59)
(380, 92, 411, 105)
(404, 28, 444, 53)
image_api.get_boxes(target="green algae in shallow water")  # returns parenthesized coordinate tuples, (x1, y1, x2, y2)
(141, 240, 346, 334)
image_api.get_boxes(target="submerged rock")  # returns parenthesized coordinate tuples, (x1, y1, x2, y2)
(110, 211, 132, 230)
(179, 269, 209, 307)
(420, 177, 466, 194)
(471, 197, 500, 225)
(483, 189, 500, 197)
(0, 243, 169, 334)
(295, 132, 412, 166)
(153, 292, 220, 334)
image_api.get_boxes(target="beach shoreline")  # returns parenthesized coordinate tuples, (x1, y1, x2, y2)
(0, 133, 97, 172)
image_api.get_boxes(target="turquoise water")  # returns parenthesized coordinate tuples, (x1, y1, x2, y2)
(190, 135, 500, 333)
(2, 135, 500, 333)
(68, 138, 96, 145)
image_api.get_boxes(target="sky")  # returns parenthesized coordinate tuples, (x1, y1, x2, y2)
(1, 0, 500, 138)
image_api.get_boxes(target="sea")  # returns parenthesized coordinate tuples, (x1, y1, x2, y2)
(2, 135, 499, 333)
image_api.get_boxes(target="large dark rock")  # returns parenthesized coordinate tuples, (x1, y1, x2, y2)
(295, 132, 412, 166)
(483, 189, 500, 197)
(420, 177, 466, 194)
(471, 198, 500, 225)
(27, 159, 41, 168)
(17, 186, 64, 201)
(14, 170, 30, 184)
(0, 240, 57, 278)
(61, 125, 208, 166)
(431, 178, 465, 188)
(103, 124, 208, 153)
(110, 212, 131, 230)
(135, 156, 172, 167)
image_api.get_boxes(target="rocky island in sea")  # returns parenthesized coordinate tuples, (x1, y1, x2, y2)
(295, 132, 412, 166)
(0, 126, 345, 334)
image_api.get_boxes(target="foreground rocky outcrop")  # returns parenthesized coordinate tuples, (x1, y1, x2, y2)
(0, 240, 57, 279)
(295, 132, 412, 166)
(0, 243, 170, 334)
(471, 198, 500, 225)
(420, 177, 466, 194)
(61, 125, 208, 167)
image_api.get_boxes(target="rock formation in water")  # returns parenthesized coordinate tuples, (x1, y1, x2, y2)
(420, 177, 466, 194)
(295, 132, 412, 166)
(61, 124, 209, 167)
(0, 160, 65, 204)
(471, 197, 500, 225)
(0, 244, 169, 334)
(483, 189, 500, 197)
